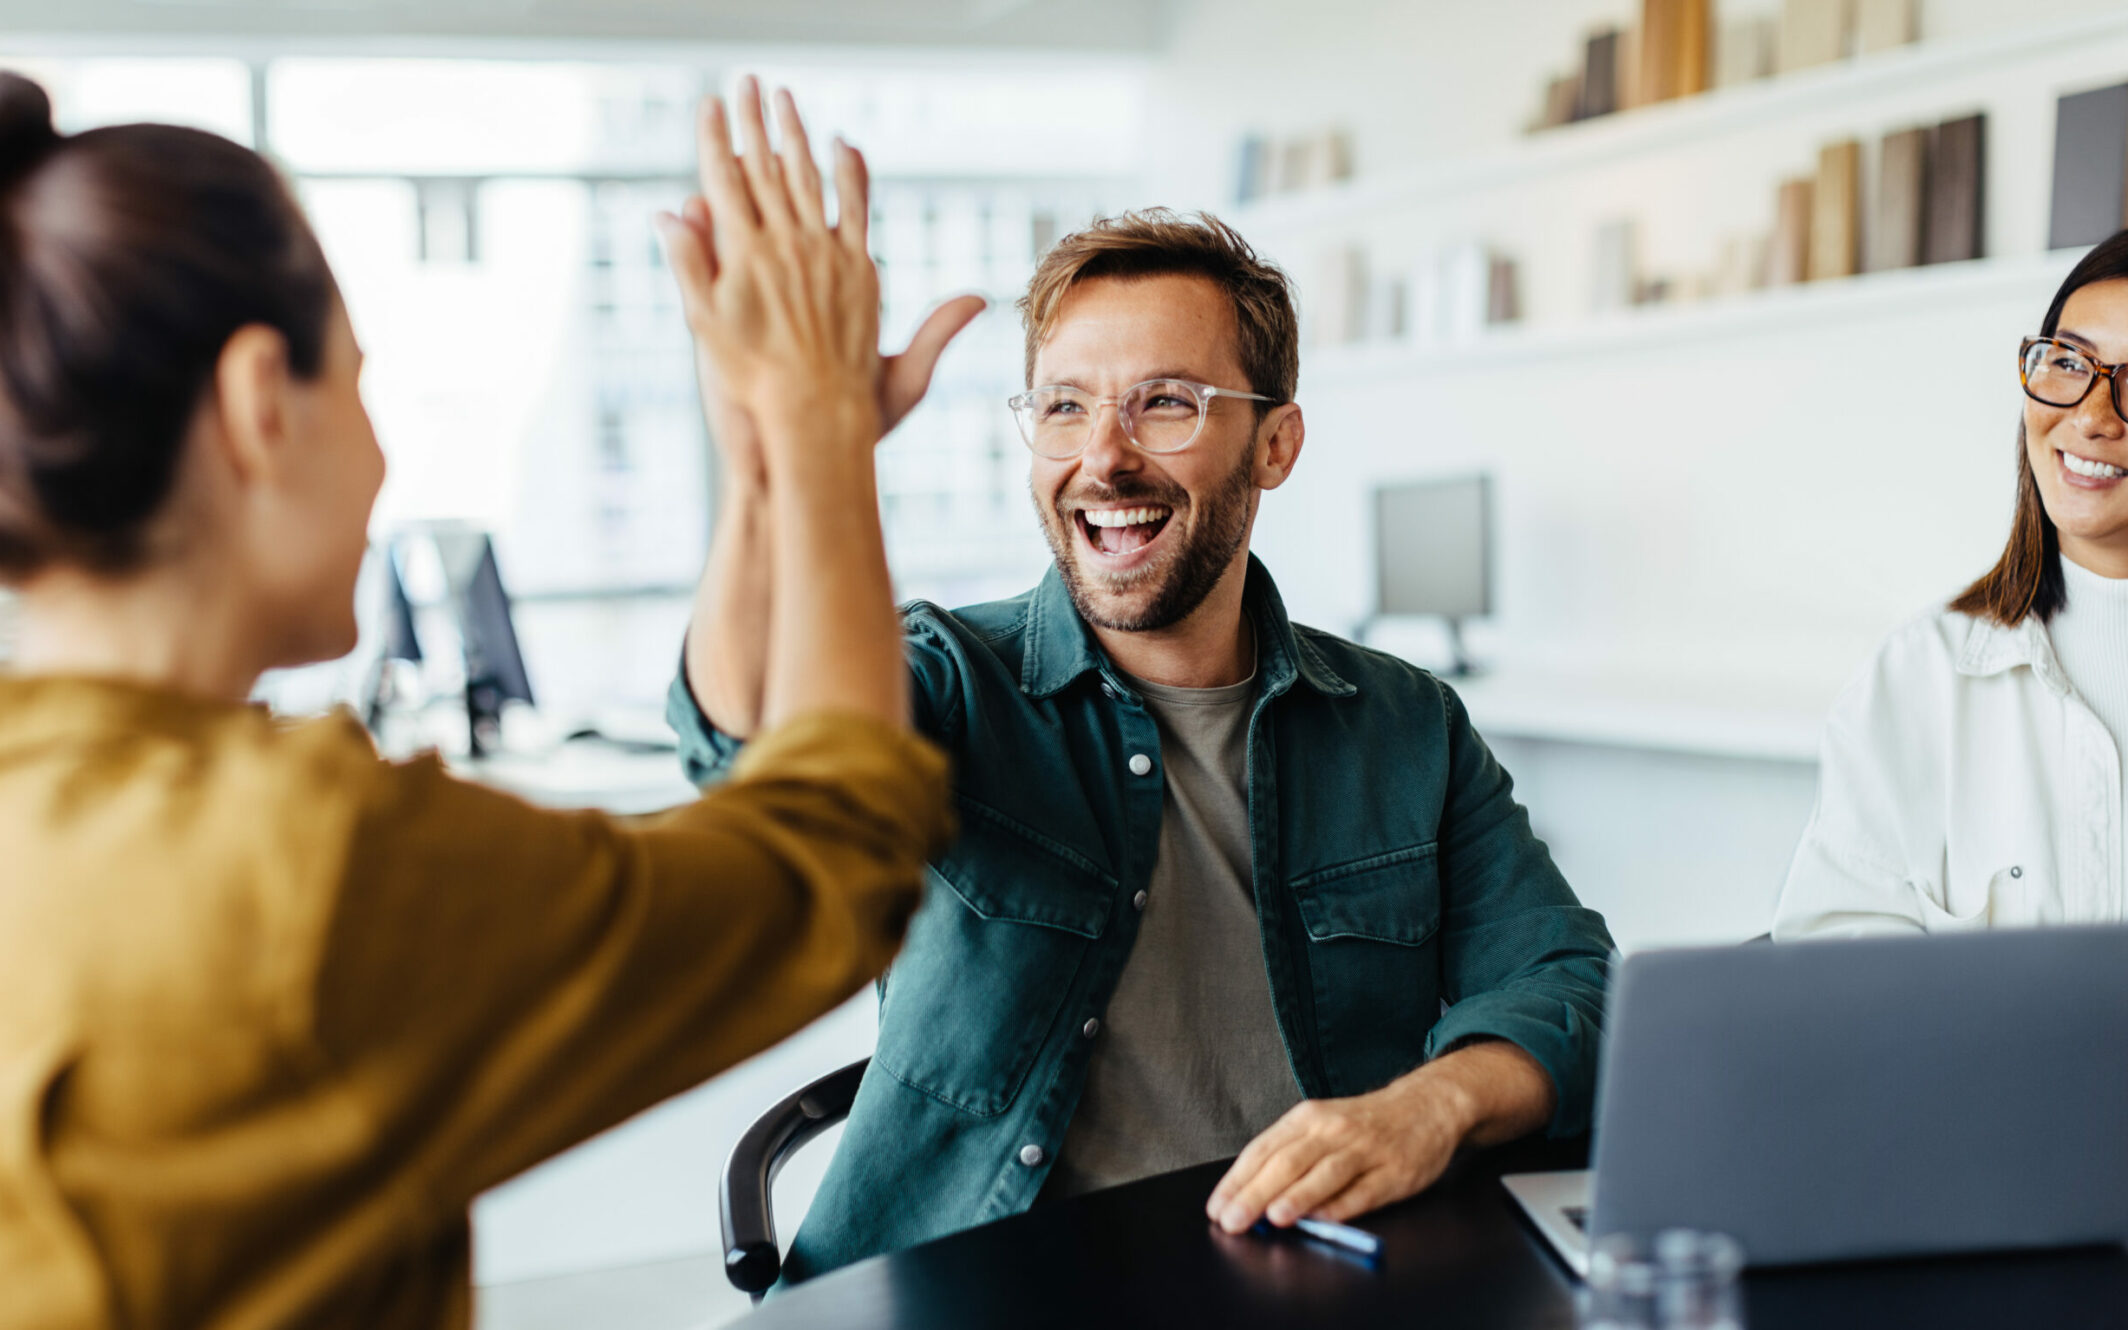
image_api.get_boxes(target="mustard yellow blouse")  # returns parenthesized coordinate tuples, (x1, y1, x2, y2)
(0, 675, 950, 1329)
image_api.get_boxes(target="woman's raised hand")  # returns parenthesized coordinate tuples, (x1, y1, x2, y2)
(655, 79, 885, 472)
(656, 80, 984, 471)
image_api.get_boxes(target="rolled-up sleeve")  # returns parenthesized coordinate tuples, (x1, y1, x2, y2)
(667, 651, 750, 787)
(1422, 684, 1615, 1138)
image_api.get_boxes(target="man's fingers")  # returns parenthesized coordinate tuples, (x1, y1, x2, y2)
(1207, 1119, 1295, 1217)
(695, 98, 758, 236)
(1307, 1167, 1397, 1225)
(1264, 1151, 1365, 1228)
(653, 210, 715, 314)
(772, 87, 828, 230)
(832, 138, 871, 256)
(734, 75, 794, 227)
(1215, 1140, 1323, 1234)
(881, 294, 988, 429)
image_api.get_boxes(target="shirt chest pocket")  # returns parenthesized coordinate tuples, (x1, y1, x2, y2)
(1285, 844, 1442, 1096)
(1288, 843, 1443, 947)
(871, 802, 1112, 1118)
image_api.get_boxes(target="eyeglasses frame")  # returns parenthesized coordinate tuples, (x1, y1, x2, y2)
(2019, 335, 2128, 419)
(1005, 378, 1281, 459)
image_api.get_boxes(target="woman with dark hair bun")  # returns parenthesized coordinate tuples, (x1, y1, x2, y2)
(1775, 232, 2128, 937)
(0, 74, 964, 1326)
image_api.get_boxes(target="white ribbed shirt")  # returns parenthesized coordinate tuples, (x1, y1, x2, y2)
(2049, 557, 2128, 812)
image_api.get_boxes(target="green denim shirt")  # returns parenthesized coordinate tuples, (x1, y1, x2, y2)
(668, 556, 1613, 1284)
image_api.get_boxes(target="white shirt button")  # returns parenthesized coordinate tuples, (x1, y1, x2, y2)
(1128, 753, 1153, 776)
(1019, 1144, 1045, 1167)
(1132, 890, 1148, 911)
(1082, 1018, 1101, 1039)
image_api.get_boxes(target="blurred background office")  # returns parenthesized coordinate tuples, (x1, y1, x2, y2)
(3, 0, 2125, 1324)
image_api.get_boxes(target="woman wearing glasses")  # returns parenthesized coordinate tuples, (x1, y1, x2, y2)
(1774, 232, 2128, 936)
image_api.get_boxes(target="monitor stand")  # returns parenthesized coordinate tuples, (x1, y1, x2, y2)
(1442, 617, 1477, 678)
(465, 676, 508, 758)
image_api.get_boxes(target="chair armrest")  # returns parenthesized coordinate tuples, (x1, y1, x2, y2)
(720, 1056, 870, 1295)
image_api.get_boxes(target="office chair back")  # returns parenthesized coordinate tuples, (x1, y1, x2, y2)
(720, 1057, 869, 1298)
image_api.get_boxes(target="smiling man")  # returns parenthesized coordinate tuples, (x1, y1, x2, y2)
(671, 208, 1614, 1282)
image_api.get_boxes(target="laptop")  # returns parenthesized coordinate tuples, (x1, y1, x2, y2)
(1505, 926, 2128, 1274)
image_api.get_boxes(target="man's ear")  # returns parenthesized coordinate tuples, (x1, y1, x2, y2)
(1254, 403, 1305, 492)
(209, 324, 295, 486)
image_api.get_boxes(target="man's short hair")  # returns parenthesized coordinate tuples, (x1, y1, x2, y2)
(1016, 208, 1298, 412)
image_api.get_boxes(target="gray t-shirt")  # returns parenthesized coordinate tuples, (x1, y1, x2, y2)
(1040, 660, 1302, 1200)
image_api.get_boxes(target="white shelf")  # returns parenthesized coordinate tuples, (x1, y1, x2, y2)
(1301, 248, 2081, 384)
(1232, 9, 2128, 235)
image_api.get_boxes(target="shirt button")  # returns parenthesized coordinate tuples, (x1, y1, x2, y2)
(1082, 1017, 1101, 1039)
(1132, 890, 1148, 911)
(1019, 1144, 1045, 1167)
(1101, 682, 1119, 700)
(2010, 866, 2023, 879)
(1128, 753, 1153, 776)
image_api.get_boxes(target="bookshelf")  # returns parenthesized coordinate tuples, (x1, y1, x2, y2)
(1232, 8, 2128, 236)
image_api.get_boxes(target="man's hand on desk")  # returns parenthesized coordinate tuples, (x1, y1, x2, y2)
(1206, 1040, 1557, 1233)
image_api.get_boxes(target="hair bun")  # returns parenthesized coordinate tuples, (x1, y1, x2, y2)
(0, 73, 58, 184)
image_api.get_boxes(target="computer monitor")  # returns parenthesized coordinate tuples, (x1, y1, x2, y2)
(386, 526, 534, 757)
(1373, 474, 1492, 675)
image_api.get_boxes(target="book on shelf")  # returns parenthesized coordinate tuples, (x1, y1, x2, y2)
(1854, 0, 1917, 53)
(1592, 219, 1639, 312)
(2048, 83, 2128, 251)
(1233, 134, 1271, 205)
(1716, 16, 1777, 87)
(1924, 113, 1986, 265)
(1637, 0, 1710, 103)
(1487, 256, 1522, 325)
(1767, 177, 1815, 286)
(1710, 232, 1769, 296)
(1275, 138, 1313, 194)
(1367, 274, 1408, 342)
(1675, 0, 1711, 99)
(1808, 139, 1862, 282)
(1637, 0, 1678, 104)
(1616, 25, 1640, 112)
(1777, 0, 1848, 74)
(1311, 246, 1370, 346)
(1537, 74, 1583, 130)
(1871, 126, 1930, 272)
(1579, 28, 1623, 119)
(1309, 128, 1357, 190)
(1440, 243, 1492, 342)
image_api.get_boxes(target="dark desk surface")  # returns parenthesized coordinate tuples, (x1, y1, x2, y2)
(738, 1137, 2128, 1330)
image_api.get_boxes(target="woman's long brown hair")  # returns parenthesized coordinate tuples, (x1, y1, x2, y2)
(1952, 230, 2128, 625)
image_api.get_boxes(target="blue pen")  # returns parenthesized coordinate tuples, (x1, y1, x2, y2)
(1249, 1216, 1384, 1260)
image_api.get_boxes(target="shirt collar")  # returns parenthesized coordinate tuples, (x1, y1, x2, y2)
(1019, 553, 1357, 702)
(1955, 611, 2072, 696)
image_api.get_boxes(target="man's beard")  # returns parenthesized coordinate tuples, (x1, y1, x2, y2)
(1036, 447, 1257, 634)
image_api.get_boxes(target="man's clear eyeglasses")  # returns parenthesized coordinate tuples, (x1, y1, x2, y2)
(2020, 336, 2128, 418)
(1006, 379, 1277, 459)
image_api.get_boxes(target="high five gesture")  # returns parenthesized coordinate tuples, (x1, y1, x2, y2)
(663, 80, 984, 738)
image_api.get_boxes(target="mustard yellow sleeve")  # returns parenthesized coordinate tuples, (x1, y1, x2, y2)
(310, 711, 952, 1212)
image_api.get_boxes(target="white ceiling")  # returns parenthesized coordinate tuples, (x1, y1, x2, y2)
(0, 0, 1177, 51)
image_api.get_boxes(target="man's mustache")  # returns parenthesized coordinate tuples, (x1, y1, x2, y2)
(1055, 481, 1189, 513)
